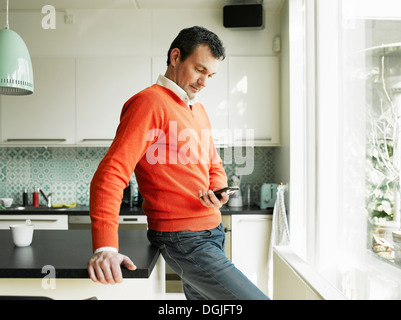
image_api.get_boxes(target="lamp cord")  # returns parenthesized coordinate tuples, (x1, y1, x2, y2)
(5, 0, 9, 29)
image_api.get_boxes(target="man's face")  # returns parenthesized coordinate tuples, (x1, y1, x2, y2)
(169, 44, 220, 100)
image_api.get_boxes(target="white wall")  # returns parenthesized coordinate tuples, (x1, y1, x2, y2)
(8, 9, 281, 58)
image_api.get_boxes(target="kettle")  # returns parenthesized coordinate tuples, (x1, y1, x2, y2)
(260, 183, 278, 209)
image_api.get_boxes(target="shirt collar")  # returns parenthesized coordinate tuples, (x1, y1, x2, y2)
(156, 74, 198, 107)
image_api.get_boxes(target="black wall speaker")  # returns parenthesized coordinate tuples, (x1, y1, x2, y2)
(223, 4, 264, 29)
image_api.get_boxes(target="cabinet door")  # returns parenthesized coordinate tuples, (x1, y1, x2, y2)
(76, 57, 151, 145)
(231, 214, 272, 295)
(228, 56, 280, 146)
(1, 58, 76, 145)
(199, 58, 229, 142)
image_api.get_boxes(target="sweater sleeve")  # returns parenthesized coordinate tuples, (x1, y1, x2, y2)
(89, 91, 164, 252)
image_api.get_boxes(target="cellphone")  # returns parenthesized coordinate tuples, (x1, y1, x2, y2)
(213, 186, 239, 199)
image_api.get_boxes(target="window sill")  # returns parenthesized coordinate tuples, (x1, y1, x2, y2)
(273, 246, 347, 300)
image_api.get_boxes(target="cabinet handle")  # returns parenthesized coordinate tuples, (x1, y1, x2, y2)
(0, 218, 59, 223)
(237, 218, 271, 222)
(81, 139, 113, 142)
(5, 139, 66, 142)
(122, 218, 138, 222)
(234, 138, 272, 141)
(214, 143, 229, 148)
(29, 219, 59, 223)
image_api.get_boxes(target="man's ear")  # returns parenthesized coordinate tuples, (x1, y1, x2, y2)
(169, 48, 181, 67)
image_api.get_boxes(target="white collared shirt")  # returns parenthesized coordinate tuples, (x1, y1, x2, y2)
(156, 74, 198, 107)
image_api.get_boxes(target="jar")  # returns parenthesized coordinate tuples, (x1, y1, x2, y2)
(392, 231, 401, 264)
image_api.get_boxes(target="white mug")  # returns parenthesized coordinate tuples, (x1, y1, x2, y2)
(9, 222, 34, 247)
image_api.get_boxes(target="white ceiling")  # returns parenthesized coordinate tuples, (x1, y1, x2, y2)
(1, 0, 284, 12)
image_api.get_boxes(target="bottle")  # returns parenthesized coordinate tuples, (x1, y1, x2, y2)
(22, 188, 28, 207)
(245, 184, 251, 209)
(33, 186, 39, 207)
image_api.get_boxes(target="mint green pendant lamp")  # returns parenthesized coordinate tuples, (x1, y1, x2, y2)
(0, 0, 34, 95)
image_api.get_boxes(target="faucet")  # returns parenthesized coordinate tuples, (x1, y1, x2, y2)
(39, 189, 52, 208)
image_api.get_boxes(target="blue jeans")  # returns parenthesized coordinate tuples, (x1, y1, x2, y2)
(147, 222, 269, 300)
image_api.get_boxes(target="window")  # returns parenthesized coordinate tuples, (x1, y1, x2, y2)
(290, 0, 401, 299)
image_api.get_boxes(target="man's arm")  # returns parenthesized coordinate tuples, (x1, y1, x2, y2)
(90, 92, 164, 252)
(88, 92, 163, 284)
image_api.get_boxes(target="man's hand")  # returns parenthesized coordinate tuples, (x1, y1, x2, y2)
(199, 187, 230, 208)
(87, 251, 136, 284)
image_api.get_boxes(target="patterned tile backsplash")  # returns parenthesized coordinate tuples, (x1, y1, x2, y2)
(0, 146, 275, 207)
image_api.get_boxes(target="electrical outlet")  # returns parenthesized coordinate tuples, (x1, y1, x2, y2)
(64, 14, 75, 24)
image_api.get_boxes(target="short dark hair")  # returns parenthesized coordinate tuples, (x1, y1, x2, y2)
(167, 26, 226, 66)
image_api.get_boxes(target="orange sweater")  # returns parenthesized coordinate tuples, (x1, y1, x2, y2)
(89, 84, 227, 251)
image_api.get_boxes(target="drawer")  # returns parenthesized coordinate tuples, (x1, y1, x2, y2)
(118, 215, 147, 225)
(0, 215, 68, 230)
(69, 215, 147, 230)
(69, 215, 147, 225)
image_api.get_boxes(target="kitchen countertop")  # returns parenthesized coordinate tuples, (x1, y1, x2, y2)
(0, 205, 91, 215)
(0, 229, 159, 279)
(221, 205, 273, 215)
(1, 205, 273, 215)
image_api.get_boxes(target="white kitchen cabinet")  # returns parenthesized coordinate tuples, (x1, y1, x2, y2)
(76, 56, 151, 145)
(231, 214, 272, 295)
(228, 56, 280, 146)
(0, 215, 68, 230)
(0, 57, 76, 145)
(0, 55, 279, 147)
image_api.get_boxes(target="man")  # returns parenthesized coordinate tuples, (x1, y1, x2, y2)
(88, 26, 268, 300)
